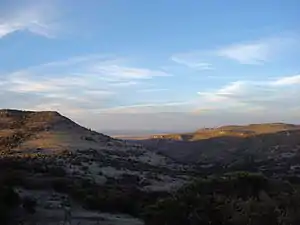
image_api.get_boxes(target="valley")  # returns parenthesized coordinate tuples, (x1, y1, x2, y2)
(1, 109, 300, 225)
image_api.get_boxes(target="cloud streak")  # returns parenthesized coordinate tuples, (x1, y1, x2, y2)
(170, 54, 214, 70)
(96, 101, 195, 114)
(216, 42, 270, 65)
(270, 74, 300, 86)
(91, 64, 170, 80)
(137, 88, 168, 93)
(216, 36, 297, 65)
(171, 35, 298, 67)
(1, 54, 173, 117)
(196, 74, 300, 113)
(0, 0, 60, 38)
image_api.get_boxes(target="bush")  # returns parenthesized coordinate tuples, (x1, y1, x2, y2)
(142, 173, 300, 225)
(0, 186, 21, 224)
(22, 196, 37, 214)
(52, 178, 70, 193)
(48, 167, 66, 177)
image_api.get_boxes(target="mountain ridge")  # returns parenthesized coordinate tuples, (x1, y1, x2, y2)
(125, 122, 300, 164)
(119, 122, 300, 141)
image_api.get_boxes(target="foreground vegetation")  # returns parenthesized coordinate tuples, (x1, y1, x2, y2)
(2, 154, 300, 225)
(143, 172, 300, 225)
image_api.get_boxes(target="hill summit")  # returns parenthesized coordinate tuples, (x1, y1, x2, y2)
(0, 109, 113, 153)
(0, 109, 186, 190)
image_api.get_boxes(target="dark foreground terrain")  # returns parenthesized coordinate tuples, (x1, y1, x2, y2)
(1, 109, 300, 225)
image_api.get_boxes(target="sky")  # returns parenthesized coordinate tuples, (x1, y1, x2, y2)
(0, 0, 299, 134)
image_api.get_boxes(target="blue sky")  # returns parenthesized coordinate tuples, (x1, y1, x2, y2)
(0, 0, 299, 134)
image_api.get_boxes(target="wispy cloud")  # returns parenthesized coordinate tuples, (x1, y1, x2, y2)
(3, 55, 300, 131)
(6, 71, 87, 93)
(5, 54, 170, 89)
(216, 42, 270, 65)
(96, 101, 194, 114)
(170, 53, 214, 70)
(215, 36, 297, 65)
(90, 64, 170, 80)
(1, 54, 172, 116)
(196, 74, 300, 112)
(0, 0, 60, 38)
(137, 88, 168, 93)
(270, 74, 300, 86)
(109, 81, 138, 87)
(105, 73, 300, 117)
(171, 35, 298, 67)
(85, 74, 300, 130)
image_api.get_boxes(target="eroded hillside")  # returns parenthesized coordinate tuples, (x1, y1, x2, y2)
(0, 109, 193, 224)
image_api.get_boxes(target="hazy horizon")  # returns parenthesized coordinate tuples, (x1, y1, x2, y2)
(87, 112, 300, 136)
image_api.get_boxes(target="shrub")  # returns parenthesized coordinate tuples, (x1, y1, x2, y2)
(22, 196, 37, 214)
(0, 186, 21, 224)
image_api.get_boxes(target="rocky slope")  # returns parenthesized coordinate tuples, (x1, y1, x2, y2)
(0, 109, 192, 189)
(0, 109, 193, 224)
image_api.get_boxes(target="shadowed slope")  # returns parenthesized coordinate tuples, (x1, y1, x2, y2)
(125, 123, 300, 163)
